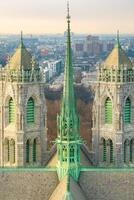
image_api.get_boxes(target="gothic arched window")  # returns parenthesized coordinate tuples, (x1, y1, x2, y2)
(62, 146, 67, 162)
(130, 139, 134, 163)
(10, 139, 15, 164)
(105, 97, 112, 124)
(70, 145, 75, 163)
(109, 140, 113, 163)
(27, 97, 34, 124)
(4, 138, 10, 163)
(26, 140, 30, 163)
(33, 139, 36, 162)
(124, 140, 129, 163)
(102, 138, 106, 162)
(124, 97, 131, 124)
(9, 98, 15, 123)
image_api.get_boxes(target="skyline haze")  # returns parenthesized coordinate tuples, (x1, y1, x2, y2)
(0, 0, 134, 34)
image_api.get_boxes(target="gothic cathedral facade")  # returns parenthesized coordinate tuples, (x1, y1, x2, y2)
(92, 33, 134, 167)
(0, 35, 46, 167)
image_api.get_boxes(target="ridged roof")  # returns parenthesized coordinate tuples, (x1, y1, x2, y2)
(6, 33, 35, 70)
(49, 176, 86, 200)
(102, 32, 133, 69)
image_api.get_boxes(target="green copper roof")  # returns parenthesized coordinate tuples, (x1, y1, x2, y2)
(49, 175, 86, 200)
(102, 31, 133, 69)
(62, 191, 73, 200)
(62, 176, 73, 200)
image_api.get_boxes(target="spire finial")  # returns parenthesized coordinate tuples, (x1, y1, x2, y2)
(21, 31, 23, 44)
(67, 1, 70, 22)
(117, 30, 120, 44)
(115, 30, 120, 48)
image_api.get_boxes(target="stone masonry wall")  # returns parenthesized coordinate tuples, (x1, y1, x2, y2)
(79, 171, 134, 200)
(0, 171, 59, 200)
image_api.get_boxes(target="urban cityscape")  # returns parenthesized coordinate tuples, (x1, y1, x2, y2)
(1, 33, 134, 84)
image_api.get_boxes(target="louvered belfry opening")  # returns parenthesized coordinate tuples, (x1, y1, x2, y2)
(9, 97, 15, 123)
(105, 97, 112, 124)
(26, 140, 30, 163)
(33, 139, 36, 162)
(27, 97, 34, 124)
(103, 138, 106, 162)
(110, 140, 113, 163)
(124, 97, 131, 124)
(124, 140, 127, 163)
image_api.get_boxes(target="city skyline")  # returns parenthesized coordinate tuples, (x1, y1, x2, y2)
(0, 0, 134, 34)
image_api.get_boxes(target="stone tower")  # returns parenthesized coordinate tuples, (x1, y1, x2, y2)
(92, 32, 134, 167)
(0, 33, 46, 167)
(56, 2, 81, 181)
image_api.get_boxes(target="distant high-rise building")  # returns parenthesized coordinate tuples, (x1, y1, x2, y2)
(74, 41, 84, 57)
(85, 35, 101, 56)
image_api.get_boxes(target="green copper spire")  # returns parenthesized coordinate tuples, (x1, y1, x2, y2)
(63, 1, 75, 110)
(56, 1, 81, 181)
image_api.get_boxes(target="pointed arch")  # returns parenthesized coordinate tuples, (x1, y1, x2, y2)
(70, 145, 75, 163)
(33, 139, 36, 162)
(130, 139, 134, 163)
(108, 139, 113, 163)
(124, 97, 131, 124)
(105, 97, 112, 124)
(62, 145, 67, 162)
(4, 138, 10, 163)
(124, 139, 130, 163)
(26, 139, 30, 163)
(101, 138, 106, 162)
(27, 97, 34, 124)
(9, 97, 15, 123)
(10, 139, 15, 164)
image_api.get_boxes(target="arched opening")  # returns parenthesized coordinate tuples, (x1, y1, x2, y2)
(124, 140, 130, 163)
(10, 139, 15, 164)
(124, 97, 131, 124)
(105, 97, 112, 124)
(62, 145, 67, 162)
(27, 97, 34, 124)
(9, 97, 15, 123)
(130, 139, 134, 163)
(101, 138, 106, 162)
(4, 138, 10, 163)
(109, 140, 113, 163)
(26, 140, 30, 163)
(33, 139, 36, 162)
(70, 145, 75, 163)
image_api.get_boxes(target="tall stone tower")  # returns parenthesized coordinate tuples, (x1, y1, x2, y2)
(56, 3, 81, 181)
(92, 32, 134, 167)
(0, 33, 46, 167)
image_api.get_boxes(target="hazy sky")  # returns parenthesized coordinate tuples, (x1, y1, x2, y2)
(0, 0, 134, 34)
